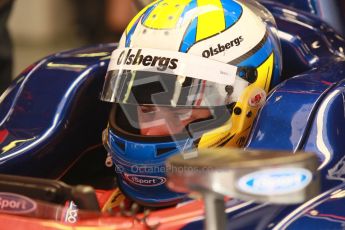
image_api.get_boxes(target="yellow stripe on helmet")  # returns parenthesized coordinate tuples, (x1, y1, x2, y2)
(143, 0, 192, 29)
(254, 52, 274, 92)
(196, 0, 225, 41)
(126, 1, 159, 34)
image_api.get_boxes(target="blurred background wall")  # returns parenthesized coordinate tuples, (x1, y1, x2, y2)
(9, 0, 79, 77)
(7, 0, 144, 79)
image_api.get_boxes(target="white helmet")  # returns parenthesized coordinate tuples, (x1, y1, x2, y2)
(101, 0, 282, 207)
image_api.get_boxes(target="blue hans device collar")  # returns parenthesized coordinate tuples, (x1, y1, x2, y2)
(107, 130, 193, 206)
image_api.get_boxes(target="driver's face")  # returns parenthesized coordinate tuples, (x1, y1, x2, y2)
(137, 105, 211, 136)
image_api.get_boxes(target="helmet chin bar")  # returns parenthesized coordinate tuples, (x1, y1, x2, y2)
(198, 84, 267, 149)
(227, 84, 266, 147)
(166, 149, 320, 230)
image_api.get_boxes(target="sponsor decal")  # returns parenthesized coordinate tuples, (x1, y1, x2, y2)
(0, 192, 37, 214)
(237, 168, 312, 195)
(248, 89, 266, 107)
(202, 36, 244, 58)
(117, 49, 178, 71)
(63, 201, 78, 224)
(123, 173, 166, 187)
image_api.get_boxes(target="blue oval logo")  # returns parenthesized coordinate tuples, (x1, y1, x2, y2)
(0, 192, 37, 214)
(237, 168, 312, 195)
(124, 173, 166, 187)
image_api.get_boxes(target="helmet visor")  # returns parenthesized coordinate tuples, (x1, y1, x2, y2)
(101, 48, 250, 107)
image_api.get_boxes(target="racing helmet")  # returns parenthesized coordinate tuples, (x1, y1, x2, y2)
(101, 0, 282, 207)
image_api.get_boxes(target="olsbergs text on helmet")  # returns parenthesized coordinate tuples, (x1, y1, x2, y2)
(202, 36, 244, 58)
(117, 49, 178, 71)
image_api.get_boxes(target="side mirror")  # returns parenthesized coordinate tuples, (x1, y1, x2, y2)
(166, 148, 320, 230)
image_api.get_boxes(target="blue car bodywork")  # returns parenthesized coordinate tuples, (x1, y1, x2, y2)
(1, 0, 345, 229)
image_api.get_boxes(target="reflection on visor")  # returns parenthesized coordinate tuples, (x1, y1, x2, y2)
(101, 70, 249, 107)
(101, 48, 250, 107)
(138, 105, 212, 136)
(112, 103, 232, 140)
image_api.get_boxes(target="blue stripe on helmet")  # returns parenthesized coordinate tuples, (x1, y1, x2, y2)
(180, 0, 243, 53)
(179, 0, 198, 53)
(125, 2, 161, 47)
(238, 37, 274, 68)
(141, 1, 162, 24)
(179, 18, 198, 53)
(220, 0, 243, 29)
(180, 0, 197, 21)
(125, 20, 139, 47)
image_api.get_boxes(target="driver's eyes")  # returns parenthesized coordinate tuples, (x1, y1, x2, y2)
(140, 106, 157, 113)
